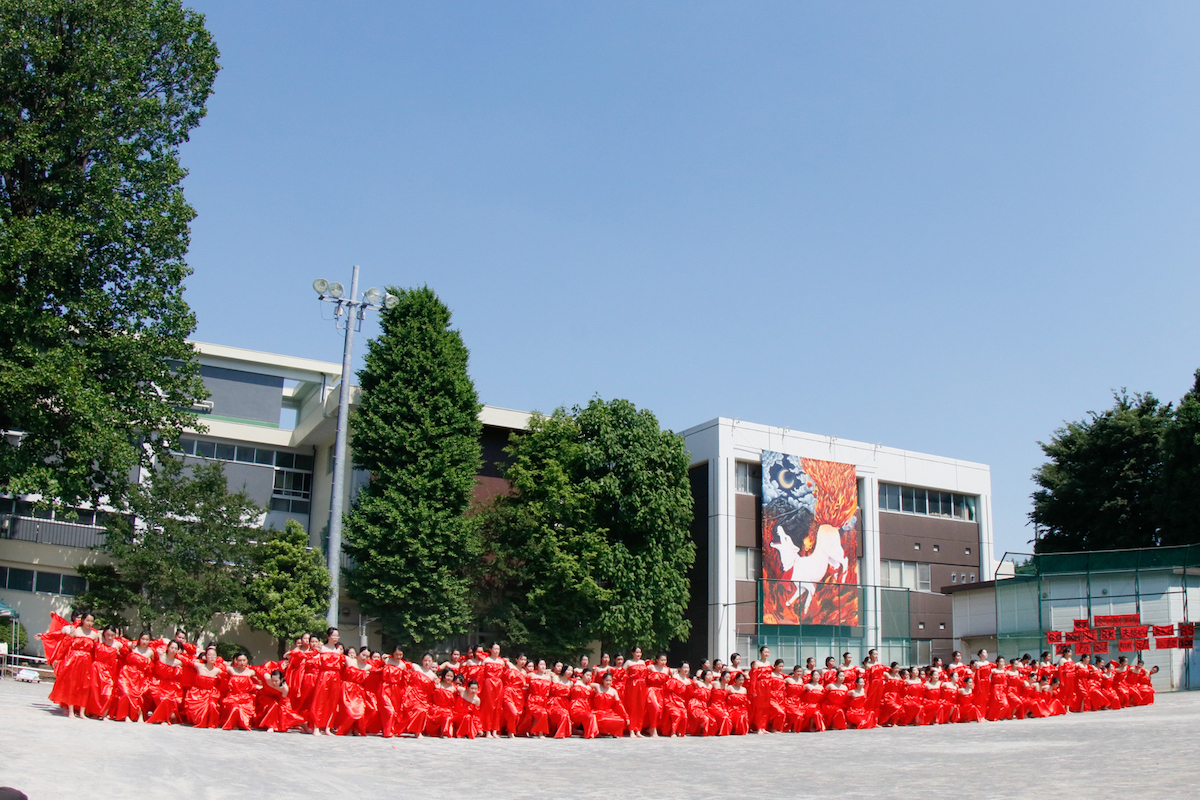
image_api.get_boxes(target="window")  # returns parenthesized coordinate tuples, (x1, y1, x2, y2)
(195, 440, 216, 459)
(965, 547, 971, 555)
(235, 446, 257, 463)
(5, 568, 34, 592)
(735, 547, 762, 581)
(918, 562, 931, 592)
(879, 483, 977, 521)
(939, 622, 946, 630)
(35, 572, 61, 594)
(917, 622, 925, 630)
(735, 462, 762, 495)
(969, 573, 976, 583)
(932, 544, 939, 552)
(881, 560, 934, 593)
(913, 640, 932, 664)
(951, 573, 958, 584)
(913, 543, 920, 550)
(61, 575, 88, 596)
(215, 443, 236, 460)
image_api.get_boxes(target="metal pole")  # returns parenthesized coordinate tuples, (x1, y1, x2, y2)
(326, 265, 360, 628)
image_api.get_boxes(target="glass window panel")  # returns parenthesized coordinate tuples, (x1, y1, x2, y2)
(889, 484, 901, 510)
(889, 560, 901, 588)
(34, 506, 54, 519)
(14, 500, 33, 517)
(7, 567, 34, 592)
(270, 497, 291, 512)
(274, 472, 286, 491)
(255, 449, 275, 465)
(750, 548, 761, 579)
(0, 498, 12, 514)
(965, 496, 976, 521)
(912, 489, 927, 515)
(295, 454, 314, 472)
(195, 441, 216, 459)
(93, 511, 108, 528)
(0, 567, 6, 587)
(290, 500, 310, 515)
(952, 494, 966, 520)
(735, 547, 748, 580)
(36, 571, 61, 593)
(60, 575, 87, 596)
(235, 446, 256, 463)
(940, 492, 953, 516)
(901, 487, 915, 513)
(918, 563, 931, 592)
(215, 443, 236, 461)
(880, 559, 891, 587)
(275, 452, 295, 469)
(951, 572, 958, 583)
(902, 562, 917, 590)
(72, 509, 95, 525)
(179, 438, 197, 455)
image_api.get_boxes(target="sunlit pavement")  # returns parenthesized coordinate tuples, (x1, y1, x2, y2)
(2, 678, 1197, 799)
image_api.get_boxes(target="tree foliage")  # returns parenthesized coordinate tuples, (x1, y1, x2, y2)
(244, 520, 331, 658)
(478, 397, 695, 660)
(343, 286, 482, 650)
(0, 0, 218, 507)
(1031, 372, 1200, 553)
(82, 457, 260, 634)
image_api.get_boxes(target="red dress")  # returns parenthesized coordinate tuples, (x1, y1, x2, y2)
(547, 679, 572, 738)
(114, 647, 154, 721)
(37, 614, 70, 668)
(986, 672, 1010, 721)
(748, 664, 774, 731)
(146, 658, 187, 724)
(221, 673, 259, 730)
(405, 670, 436, 735)
(799, 683, 827, 732)
(726, 690, 751, 735)
(256, 683, 306, 731)
(480, 661, 506, 733)
(308, 651, 345, 729)
(644, 668, 669, 731)
(707, 686, 732, 735)
(973, 662, 995, 717)
(521, 677, 551, 736)
(939, 683, 959, 723)
(687, 683, 714, 736)
(425, 685, 456, 737)
(453, 695, 483, 739)
(846, 692, 877, 729)
(500, 667, 528, 736)
(85, 642, 123, 718)
(763, 672, 788, 732)
(378, 661, 410, 738)
(783, 680, 805, 732)
(569, 682, 598, 738)
(864, 663, 888, 714)
(336, 665, 373, 735)
(899, 682, 923, 726)
(956, 687, 981, 722)
(878, 676, 903, 726)
(592, 689, 629, 736)
(623, 662, 649, 732)
(821, 686, 849, 730)
(660, 677, 689, 736)
(184, 671, 223, 728)
(48, 636, 95, 708)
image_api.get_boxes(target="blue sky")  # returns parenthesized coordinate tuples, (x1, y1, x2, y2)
(180, 1, 1200, 560)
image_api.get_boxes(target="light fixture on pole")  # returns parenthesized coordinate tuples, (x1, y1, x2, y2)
(313, 266, 398, 628)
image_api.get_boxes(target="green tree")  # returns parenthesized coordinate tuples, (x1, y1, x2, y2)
(343, 286, 482, 649)
(1159, 370, 1200, 547)
(2, 619, 27, 654)
(244, 520, 331, 658)
(1031, 391, 1171, 553)
(83, 458, 260, 635)
(0, 0, 218, 508)
(479, 398, 695, 658)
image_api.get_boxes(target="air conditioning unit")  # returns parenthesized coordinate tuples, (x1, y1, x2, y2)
(189, 400, 215, 413)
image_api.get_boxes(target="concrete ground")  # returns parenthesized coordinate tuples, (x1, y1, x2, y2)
(1, 678, 1197, 799)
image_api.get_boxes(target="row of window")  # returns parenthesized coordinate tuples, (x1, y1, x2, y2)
(270, 497, 311, 515)
(176, 438, 315, 472)
(880, 559, 932, 592)
(1, 566, 87, 596)
(879, 483, 977, 521)
(0, 498, 113, 527)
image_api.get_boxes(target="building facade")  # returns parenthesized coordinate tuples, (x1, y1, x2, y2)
(677, 417, 996, 667)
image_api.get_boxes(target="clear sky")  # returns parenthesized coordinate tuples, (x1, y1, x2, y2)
(179, 1, 1200, 562)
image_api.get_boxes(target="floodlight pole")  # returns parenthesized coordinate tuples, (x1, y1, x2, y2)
(312, 266, 396, 629)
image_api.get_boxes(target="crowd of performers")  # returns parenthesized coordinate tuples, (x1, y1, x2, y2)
(38, 612, 1159, 740)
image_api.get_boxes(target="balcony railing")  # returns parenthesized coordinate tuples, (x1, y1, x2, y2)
(1, 515, 107, 549)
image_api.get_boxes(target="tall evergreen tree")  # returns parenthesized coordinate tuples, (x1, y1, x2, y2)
(1159, 370, 1200, 547)
(0, 0, 218, 507)
(343, 286, 482, 649)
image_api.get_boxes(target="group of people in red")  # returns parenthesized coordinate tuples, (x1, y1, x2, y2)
(38, 612, 1158, 739)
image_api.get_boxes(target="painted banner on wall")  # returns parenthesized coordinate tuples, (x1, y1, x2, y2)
(761, 452, 859, 626)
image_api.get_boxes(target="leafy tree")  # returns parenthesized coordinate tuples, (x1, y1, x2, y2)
(74, 563, 140, 630)
(343, 286, 482, 649)
(0, 0, 218, 508)
(1159, 370, 1200, 547)
(1031, 391, 1172, 553)
(2, 619, 27, 654)
(479, 398, 695, 659)
(82, 457, 260, 635)
(244, 519, 331, 658)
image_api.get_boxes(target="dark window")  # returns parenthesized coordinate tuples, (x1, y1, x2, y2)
(7, 567, 34, 592)
(290, 500, 310, 515)
(179, 438, 197, 455)
(36, 572, 61, 594)
(60, 575, 88, 596)
(71, 508, 95, 525)
(0, 567, 6, 586)
(0, 497, 13, 514)
(215, 443, 236, 461)
(255, 448, 275, 465)
(34, 506, 54, 520)
(14, 500, 33, 516)
(195, 441, 216, 459)
(294, 454, 314, 471)
(270, 498, 291, 512)
(235, 446, 257, 463)
(275, 452, 295, 469)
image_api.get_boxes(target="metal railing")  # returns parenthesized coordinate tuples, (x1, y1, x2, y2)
(1, 515, 107, 549)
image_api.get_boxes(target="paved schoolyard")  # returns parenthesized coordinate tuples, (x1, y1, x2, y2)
(1, 678, 1197, 799)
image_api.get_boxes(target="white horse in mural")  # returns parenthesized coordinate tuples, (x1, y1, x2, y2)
(769, 523, 848, 615)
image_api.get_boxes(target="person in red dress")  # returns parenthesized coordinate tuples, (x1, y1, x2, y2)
(760, 659, 788, 732)
(956, 675, 982, 722)
(47, 612, 98, 718)
(622, 647, 649, 737)
(336, 646, 374, 736)
(863, 650, 888, 717)
(798, 670, 826, 732)
(644, 653, 672, 736)
(877, 665, 903, 727)
(846, 677, 877, 729)
(309, 630, 345, 735)
(377, 646, 410, 738)
(839, 652, 860, 689)
(659, 662, 689, 737)
(85, 626, 125, 720)
(424, 668, 458, 737)
(898, 669, 924, 726)
(547, 662, 573, 738)
(591, 671, 629, 737)
(145, 640, 188, 725)
(939, 673, 960, 723)
(479, 643, 508, 739)
(38, 611, 81, 672)
(520, 659, 553, 737)
(726, 672, 751, 735)
(687, 669, 715, 736)
(706, 670, 732, 736)
(973, 649, 995, 718)
(568, 668, 599, 738)
(783, 665, 806, 732)
(181, 645, 224, 728)
(404, 654, 441, 737)
(453, 679, 483, 739)
(500, 653, 529, 737)
(221, 652, 262, 731)
(255, 669, 307, 732)
(113, 632, 155, 722)
(821, 671, 849, 730)
(747, 646, 774, 733)
(820, 656, 838, 686)
(985, 657, 1011, 722)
